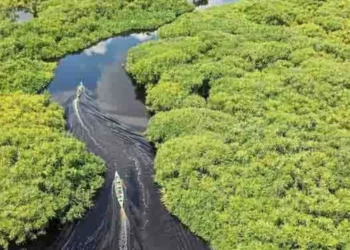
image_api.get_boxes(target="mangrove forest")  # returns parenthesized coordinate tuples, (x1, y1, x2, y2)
(1, 0, 350, 249)
(127, 0, 350, 249)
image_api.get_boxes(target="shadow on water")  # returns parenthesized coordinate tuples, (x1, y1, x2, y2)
(9, 1, 241, 249)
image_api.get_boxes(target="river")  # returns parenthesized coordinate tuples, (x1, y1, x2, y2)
(47, 31, 207, 250)
(12, 1, 238, 249)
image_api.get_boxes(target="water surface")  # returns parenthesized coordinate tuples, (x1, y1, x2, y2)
(49, 32, 156, 131)
(14, 10, 33, 23)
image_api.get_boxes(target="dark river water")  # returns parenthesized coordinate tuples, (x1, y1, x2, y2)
(11, 1, 239, 249)
(47, 31, 208, 250)
(48, 32, 155, 132)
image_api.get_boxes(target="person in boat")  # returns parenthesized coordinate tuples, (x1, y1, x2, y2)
(116, 184, 123, 193)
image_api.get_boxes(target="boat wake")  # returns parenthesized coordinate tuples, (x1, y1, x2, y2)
(34, 88, 210, 250)
(113, 167, 130, 250)
(118, 209, 129, 250)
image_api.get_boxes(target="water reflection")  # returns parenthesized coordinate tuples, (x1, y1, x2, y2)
(49, 32, 157, 131)
(193, 0, 239, 8)
(130, 32, 157, 42)
(84, 39, 113, 56)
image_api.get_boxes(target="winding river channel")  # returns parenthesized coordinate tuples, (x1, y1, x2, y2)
(47, 31, 207, 250)
(12, 1, 238, 249)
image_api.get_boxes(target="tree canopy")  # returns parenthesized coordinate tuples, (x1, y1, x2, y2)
(0, 94, 105, 249)
(127, 0, 350, 249)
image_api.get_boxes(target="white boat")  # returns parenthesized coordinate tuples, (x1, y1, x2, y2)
(76, 81, 84, 98)
(114, 171, 124, 207)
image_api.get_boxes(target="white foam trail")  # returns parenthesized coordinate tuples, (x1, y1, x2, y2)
(73, 93, 102, 149)
(113, 170, 129, 250)
(74, 97, 88, 131)
(118, 208, 129, 250)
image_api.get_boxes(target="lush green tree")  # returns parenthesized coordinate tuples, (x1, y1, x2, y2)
(0, 94, 106, 249)
(127, 0, 350, 249)
(147, 108, 236, 144)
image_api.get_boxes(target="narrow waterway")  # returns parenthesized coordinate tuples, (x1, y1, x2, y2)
(48, 32, 209, 250)
(49, 32, 154, 132)
(11, 1, 239, 249)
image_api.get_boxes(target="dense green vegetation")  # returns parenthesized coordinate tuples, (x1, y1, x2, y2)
(0, 94, 105, 249)
(0, 0, 193, 93)
(127, 0, 350, 249)
(0, 0, 193, 248)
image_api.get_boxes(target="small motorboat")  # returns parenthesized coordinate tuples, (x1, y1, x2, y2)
(76, 81, 84, 98)
(114, 171, 124, 207)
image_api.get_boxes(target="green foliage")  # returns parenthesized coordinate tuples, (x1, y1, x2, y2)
(146, 82, 206, 112)
(147, 108, 236, 144)
(0, 94, 105, 249)
(0, 58, 56, 93)
(0, 0, 193, 248)
(127, 0, 350, 249)
(0, 0, 193, 93)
